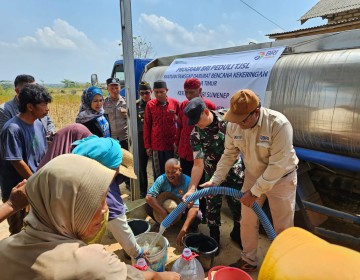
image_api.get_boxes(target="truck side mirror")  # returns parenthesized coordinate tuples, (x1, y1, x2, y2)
(91, 74, 98, 86)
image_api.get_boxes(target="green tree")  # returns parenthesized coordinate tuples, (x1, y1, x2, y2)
(0, 80, 13, 90)
(61, 79, 79, 88)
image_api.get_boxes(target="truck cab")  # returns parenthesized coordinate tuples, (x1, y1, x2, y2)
(111, 58, 152, 98)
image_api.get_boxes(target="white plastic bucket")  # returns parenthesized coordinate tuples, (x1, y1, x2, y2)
(134, 232, 169, 272)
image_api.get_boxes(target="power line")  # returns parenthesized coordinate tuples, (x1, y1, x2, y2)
(239, 0, 286, 31)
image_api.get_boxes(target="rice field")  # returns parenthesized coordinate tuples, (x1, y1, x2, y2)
(0, 88, 83, 130)
(48, 93, 82, 129)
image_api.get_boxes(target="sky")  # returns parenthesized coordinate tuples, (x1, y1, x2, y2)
(0, 0, 325, 84)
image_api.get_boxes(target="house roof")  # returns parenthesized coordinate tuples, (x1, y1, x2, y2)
(300, 0, 360, 24)
(267, 18, 360, 39)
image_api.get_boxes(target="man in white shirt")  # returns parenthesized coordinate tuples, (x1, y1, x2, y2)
(202, 89, 298, 271)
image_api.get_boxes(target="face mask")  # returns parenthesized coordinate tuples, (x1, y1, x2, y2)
(83, 210, 109, 245)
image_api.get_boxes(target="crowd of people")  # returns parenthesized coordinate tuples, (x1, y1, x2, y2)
(0, 74, 299, 278)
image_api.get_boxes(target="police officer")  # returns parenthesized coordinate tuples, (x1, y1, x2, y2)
(136, 81, 152, 198)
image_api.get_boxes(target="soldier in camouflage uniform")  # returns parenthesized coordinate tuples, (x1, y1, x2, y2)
(136, 82, 152, 198)
(183, 97, 244, 253)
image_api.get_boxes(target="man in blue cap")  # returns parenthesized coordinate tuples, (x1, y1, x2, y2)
(182, 97, 244, 255)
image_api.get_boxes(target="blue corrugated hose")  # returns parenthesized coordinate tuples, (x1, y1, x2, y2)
(161, 187, 277, 241)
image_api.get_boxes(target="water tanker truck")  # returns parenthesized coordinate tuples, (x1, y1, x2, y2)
(139, 29, 360, 249)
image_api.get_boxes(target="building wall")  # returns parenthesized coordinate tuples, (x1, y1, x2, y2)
(328, 8, 360, 23)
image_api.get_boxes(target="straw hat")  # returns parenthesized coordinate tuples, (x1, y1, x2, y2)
(153, 192, 182, 225)
(119, 148, 137, 179)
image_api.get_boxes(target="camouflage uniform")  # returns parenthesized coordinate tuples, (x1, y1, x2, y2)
(190, 110, 244, 228)
(136, 98, 149, 197)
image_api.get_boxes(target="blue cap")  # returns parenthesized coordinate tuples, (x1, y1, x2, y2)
(184, 97, 206, 126)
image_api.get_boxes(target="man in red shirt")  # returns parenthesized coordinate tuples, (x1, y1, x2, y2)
(176, 78, 216, 222)
(143, 80, 180, 180)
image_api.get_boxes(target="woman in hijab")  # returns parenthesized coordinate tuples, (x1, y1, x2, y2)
(38, 123, 92, 169)
(72, 135, 143, 260)
(0, 124, 92, 223)
(76, 86, 111, 137)
(0, 154, 179, 280)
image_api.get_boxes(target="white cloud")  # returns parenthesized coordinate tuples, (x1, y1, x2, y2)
(18, 36, 37, 44)
(0, 19, 121, 83)
(14, 19, 93, 51)
(138, 13, 239, 56)
(137, 13, 277, 58)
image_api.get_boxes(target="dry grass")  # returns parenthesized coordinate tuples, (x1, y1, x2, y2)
(49, 93, 82, 130)
(0, 88, 83, 130)
(0, 95, 13, 104)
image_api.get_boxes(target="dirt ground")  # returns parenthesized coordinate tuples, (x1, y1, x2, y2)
(0, 195, 270, 280)
(102, 197, 270, 279)
(1, 162, 359, 279)
(0, 160, 271, 279)
(102, 180, 271, 280)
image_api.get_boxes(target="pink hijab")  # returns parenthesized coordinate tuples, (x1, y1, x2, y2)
(38, 123, 92, 169)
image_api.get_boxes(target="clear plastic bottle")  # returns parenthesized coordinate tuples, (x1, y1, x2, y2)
(133, 258, 152, 271)
(171, 248, 205, 280)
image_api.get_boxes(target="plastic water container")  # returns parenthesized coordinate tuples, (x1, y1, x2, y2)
(171, 248, 205, 280)
(133, 258, 152, 271)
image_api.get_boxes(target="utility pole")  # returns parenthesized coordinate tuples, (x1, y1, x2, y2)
(119, 0, 140, 200)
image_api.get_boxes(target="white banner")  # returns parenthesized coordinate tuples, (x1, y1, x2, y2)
(163, 47, 285, 109)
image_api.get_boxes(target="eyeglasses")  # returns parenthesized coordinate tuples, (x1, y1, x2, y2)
(140, 91, 151, 96)
(241, 109, 256, 123)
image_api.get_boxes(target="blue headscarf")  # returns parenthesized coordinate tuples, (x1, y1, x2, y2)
(71, 135, 122, 169)
(76, 86, 105, 124)
(84, 86, 103, 107)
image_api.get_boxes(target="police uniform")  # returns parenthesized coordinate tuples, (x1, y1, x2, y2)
(103, 94, 128, 149)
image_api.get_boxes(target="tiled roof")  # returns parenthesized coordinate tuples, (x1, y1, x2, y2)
(267, 17, 360, 37)
(300, 0, 360, 23)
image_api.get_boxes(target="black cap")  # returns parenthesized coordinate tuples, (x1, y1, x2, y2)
(184, 97, 206, 126)
(106, 77, 121, 85)
(139, 81, 151, 91)
(153, 80, 167, 89)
